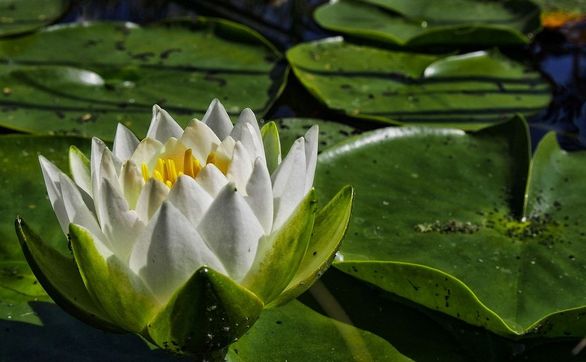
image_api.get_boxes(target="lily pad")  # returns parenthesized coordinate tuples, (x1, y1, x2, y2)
(0, 18, 286, 140)
(287, 39, 551, 129)
(228, 300, 410, 361)
(315, 0, 541, 47)
(0, 0, 70, 38)
(271, 117, 361, 153)
(315, 116, 586, 337)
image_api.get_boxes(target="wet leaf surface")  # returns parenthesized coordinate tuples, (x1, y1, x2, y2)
(315, 0, 540, 47)
(288, 40, 551, 129)
(0, 18, 287, 140)
(315, 116, 586, 337)
(0, 0, 70, 37)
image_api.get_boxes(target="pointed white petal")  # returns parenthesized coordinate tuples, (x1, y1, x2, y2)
(180, 120, 221, 163)
(69, 146, 91, 195)
(147, 105, 183, 142)
(130, 137, 163, 170)
(135, 179, 169, 223)
(226, 141, 253, 192)
(129, 202, 226, 303)
(120, 160, 145, 209)
(39, 156, 70, 235)
(167, 175, 213, 226)
(58, 172, 104, 240)
(271, 138, 307, 229)
(197, 184, 264, 281)
(90, 137, 107, 194)
(245, 157, 273, 234)
(303, 125, 319, 193)
(112, 123, 140, 161)
(96, 178, 145, 262)
(231, 109, 265, 160)
(202, 98, 233, 139)
(196, 164, 229, 197)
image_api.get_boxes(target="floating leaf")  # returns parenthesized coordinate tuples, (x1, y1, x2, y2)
(271, 117, 361, 153)
(315, 0, 540, 47)
(315, 116, 586, 337)
(0, 19, 286, 140)
(229, 300, 410, 361)
(288, 40, 551, 129)
(0, 0, 70, 38)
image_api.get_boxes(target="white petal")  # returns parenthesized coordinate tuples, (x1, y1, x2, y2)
(69, 146, 91, 195)
(271, 138, 307, 230)
(226, 141, 254, 192)
(245, 157, 273, 234)
(167, 175, 213, 226)
(58, 172, 104, 240)
(180, 120, 221, 163)
(39, 156, 71, 235)
(196, 164, 229, 197)
(202, 98, 233, 139)
(197, 184, 264, 281)
(112, 123, 140, 161)
(129, 202, 226, 303)
(135, 179, 169, 223)
(90, 137, 107, 191)
(120, 160, 144, 209)
(303, 125, 319, 193)
(96, 178, 144, 262)
(130, 137, 163, 170)
(147, 105, 183, 142)
(231, 109, 264, 160)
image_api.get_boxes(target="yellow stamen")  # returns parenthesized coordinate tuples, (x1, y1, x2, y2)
(141, 163, 149, 182)
(140, 147, 206, 188)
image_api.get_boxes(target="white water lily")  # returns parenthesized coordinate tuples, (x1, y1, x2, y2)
(17, 99, 353, 354)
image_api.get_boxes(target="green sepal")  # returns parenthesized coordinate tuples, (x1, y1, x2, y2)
(242, 189, 318, 303)
(269, 185, 354, 307)
(69, 223, 159, 332)
(260, 121, 282, 174)
(15, 217, 120, 331)
(146, 266, 263, 355)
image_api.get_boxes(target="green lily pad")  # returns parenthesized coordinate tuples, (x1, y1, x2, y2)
(229, 300, 411, 361)
(0, 0, 70, 38)
(315, 116, 586, 337)
(0, 18, 287, 140)
(270, 118, 361, 154)
(533, 0, 586, 13)
(287, 39, 551, 129)
(315, 0, 540, 47)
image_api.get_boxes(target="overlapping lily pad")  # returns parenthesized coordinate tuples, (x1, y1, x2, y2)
(0, 0, 70, 38)
(0, 18, 287, 140)
(287, 39, 551, 129)
(315, 0, 541, 47)
(315, 116, 586, 337)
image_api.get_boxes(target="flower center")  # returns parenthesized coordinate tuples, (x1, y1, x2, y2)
(141, 148, 231, 188)
(141, 149, 201, 188)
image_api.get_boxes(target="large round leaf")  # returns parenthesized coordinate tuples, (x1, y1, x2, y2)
(315, 116, 586, 337)
(0, 18, 286, 140)
(287, 39, 551, 129)
(0, 0, 70, 38)
(315, 0, 540, 47)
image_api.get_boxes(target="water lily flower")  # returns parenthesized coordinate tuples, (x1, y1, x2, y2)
(15, 99, 353, 355)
